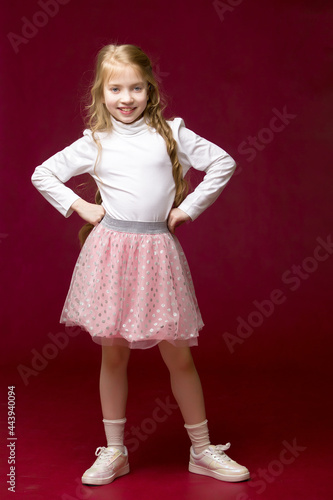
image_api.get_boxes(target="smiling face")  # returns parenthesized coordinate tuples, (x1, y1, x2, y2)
(103, 64, 149, 124)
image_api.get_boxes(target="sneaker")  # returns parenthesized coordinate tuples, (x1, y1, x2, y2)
(189, 443, 250, 482)
(81, 446, 130, 485)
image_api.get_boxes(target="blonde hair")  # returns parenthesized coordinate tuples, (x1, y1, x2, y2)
(79, 44, 188, 246)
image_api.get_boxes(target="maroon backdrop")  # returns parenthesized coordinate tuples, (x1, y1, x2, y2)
(2, 0, 332, 369)
(1, 0, 332, 498)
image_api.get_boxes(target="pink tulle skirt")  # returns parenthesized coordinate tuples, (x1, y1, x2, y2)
(60, 215, 204, 349)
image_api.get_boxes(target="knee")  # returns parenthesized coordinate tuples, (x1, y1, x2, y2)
(101, 346, 130, 371)
(163, 348, 196, 374)
(175, 355, 196, 373)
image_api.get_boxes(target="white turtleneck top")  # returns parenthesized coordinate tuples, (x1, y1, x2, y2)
(31, 116, 236, 222)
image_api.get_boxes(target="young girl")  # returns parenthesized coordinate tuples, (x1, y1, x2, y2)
(31, 44, 250, 485)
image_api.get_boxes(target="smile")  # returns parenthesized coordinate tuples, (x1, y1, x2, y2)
(118, 107, 136, 113)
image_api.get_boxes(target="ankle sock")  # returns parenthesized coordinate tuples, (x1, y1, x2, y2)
(103, 417, 126, 453)
(184, 419, 211, 454)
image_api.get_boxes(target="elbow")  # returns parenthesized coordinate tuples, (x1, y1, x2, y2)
(31, 170, 37, 187)
(229, 155, 237, 173)
(220, 153, 237, 175)
(31, 166, 42, 188)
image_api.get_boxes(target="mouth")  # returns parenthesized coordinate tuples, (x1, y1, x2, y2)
(118, 107, 136, 115)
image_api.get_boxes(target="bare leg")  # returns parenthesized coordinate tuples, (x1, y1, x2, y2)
(158, 341, 206, 425)
(99, 345, 131, 419)
(81, 344, 131, 485)
(157, 342, 250, 482)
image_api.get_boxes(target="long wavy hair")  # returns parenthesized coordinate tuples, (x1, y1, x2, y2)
(78, 43, 188, 246)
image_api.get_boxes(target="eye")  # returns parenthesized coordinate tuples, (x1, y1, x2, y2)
(134, 86, 143, 92)
(110, 87, 119, 93)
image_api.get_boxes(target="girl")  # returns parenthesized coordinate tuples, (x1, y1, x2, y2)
(32, 44, 250, 485)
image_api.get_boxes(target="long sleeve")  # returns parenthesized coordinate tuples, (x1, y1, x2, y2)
(31, 131, 98, 217)
(169, 118, 236, 221)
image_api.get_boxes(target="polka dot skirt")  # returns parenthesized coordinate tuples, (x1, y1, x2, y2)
(60, 221, 203, 349)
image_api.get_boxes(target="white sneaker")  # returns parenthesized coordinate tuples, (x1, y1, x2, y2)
(81, 446, 130, 485)
(189, 443, 250, 482)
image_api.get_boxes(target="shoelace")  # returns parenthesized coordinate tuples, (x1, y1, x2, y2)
(94, 446, 118, 465)
(212, 443, 232, 462)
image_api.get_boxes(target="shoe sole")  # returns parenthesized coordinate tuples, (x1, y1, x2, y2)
(81, 463, 130, 486)
(189, 463, 250, 482)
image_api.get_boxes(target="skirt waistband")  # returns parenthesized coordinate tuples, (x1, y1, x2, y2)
(100, 214, 169, 234)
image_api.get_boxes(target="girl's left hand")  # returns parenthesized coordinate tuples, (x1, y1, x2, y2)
(167, 208, 191, 234)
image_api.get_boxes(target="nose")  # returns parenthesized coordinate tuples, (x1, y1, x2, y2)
(120, 89, 134, 104)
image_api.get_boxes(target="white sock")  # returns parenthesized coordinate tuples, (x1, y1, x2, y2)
(103, 418, 126, 453)
(184, 419, 211, 454)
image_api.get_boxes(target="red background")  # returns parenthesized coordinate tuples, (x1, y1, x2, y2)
(1, 1, 332, 499)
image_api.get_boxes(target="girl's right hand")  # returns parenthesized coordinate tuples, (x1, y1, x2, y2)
(167, 207, 191, 234)
(71, 198, 106, 225)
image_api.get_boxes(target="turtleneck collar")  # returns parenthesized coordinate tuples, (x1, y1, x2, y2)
(110, 114, 149, 136)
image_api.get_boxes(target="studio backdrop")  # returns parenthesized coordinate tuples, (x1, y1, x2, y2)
(1, 0, 332, 379)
